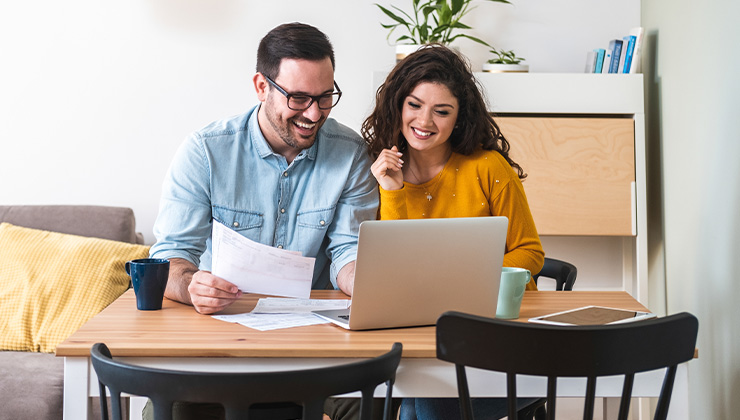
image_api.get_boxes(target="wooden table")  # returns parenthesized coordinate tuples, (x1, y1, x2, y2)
(57, 290, 689, 420)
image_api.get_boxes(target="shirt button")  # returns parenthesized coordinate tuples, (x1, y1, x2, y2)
(280, 208, 285, 214)
(277, 245, 283, 249)
(283, 171, 288, 177)
(319, 220, 325, 226)
(232, 222, 239, 227)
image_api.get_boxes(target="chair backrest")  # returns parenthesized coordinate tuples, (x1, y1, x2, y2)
(436, 311, 698, 420)
(532, 257, 577, 291)
(91, 342, 402, 420)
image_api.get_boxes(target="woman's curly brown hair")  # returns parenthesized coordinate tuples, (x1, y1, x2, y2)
(361, 44, 525, 179)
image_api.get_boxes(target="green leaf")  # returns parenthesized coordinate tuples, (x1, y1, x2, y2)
(437, 2, 452, 25)
(450, 0, 464, 15)
(422, 5, 438, 18)
(376, 4, 410, 26)
(456, 33, 492, 47)
(395, 35, 416, 44)
(449, 21, 472, 29)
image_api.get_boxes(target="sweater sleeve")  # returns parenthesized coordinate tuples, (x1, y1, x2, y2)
(378, 186, 408, 220)
(491, 177, 545, 290)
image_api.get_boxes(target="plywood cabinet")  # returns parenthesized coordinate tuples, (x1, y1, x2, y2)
(498, 117, 636, 236)
(475, 73, 648, 304)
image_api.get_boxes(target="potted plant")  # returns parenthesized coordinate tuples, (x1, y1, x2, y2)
(376, 0, 512, 61)
(483, 47, 529, 72)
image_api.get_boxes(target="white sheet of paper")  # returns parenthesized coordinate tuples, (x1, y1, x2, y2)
(251, 298, 350, 313)
(211, 221, 315, 299)
(213, 313, 329, 331)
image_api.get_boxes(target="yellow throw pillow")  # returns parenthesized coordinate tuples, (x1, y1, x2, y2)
(0, 222, 150, 353)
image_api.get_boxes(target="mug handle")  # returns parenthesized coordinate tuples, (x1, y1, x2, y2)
(125, 261, 131, 275)
(514, 270, 531, 300)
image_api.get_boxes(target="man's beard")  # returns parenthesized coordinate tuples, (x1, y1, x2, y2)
(264, 97, 324, 151)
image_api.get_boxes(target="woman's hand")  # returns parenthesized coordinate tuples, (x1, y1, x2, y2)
(371, 146, 404, 191)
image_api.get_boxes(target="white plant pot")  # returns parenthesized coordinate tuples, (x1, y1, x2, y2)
(395, 44, 461, 63)
(482, 63, 529, 73)
(395, 44, 422, 63)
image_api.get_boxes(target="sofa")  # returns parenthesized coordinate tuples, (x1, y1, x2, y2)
(0, 205, 147, 420)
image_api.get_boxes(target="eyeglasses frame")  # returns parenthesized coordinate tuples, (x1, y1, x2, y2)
(263, 74, 342, 111)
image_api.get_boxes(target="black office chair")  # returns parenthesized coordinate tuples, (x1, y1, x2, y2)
(436, 311, 698, 420)
(91, 342, 402, 420)
(532, 257, 578, 291)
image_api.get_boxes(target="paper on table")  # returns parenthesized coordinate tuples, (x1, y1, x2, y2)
(212, 298, 350, 331)
(211, 221, 315, 299)
(252, 298, 351, 314)
(213, 313, 329, 331)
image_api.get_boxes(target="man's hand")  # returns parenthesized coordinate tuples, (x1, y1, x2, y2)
(165, 258, 242, 314)
(336, 261, 356, 296)
(187, 271, 242, 314)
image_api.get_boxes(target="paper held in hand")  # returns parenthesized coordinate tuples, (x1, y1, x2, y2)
(211, 220, 315, 299)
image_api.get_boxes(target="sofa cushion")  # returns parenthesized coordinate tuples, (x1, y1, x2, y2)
(0, 205, 144, 244)
(0, 351, 63, 420)
(0, 223, 150, 353)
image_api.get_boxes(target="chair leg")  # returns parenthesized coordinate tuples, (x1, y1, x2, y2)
(533, 405, 547, 420)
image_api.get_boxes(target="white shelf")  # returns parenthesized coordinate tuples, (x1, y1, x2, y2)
(474, 73, 644, 115)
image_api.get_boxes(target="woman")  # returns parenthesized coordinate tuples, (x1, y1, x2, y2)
(362, 44, 544, 420)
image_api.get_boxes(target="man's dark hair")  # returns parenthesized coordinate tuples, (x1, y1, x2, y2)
(256, 23, 335, 80)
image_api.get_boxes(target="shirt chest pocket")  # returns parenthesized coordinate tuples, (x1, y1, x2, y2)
(295, 207, 335, 252)
(296, 207, 335, 230)
(212, 207, 263, 242)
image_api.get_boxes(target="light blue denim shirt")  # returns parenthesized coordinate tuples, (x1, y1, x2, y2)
(150, 105, 379, 289)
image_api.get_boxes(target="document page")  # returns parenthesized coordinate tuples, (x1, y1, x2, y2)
(251, 298, 350, 313)
(211, 221, 315, 299)
(213, 313, 328, 331)
(213, 298, 350, 331)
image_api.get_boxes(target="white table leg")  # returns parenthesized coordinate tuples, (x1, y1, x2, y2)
(130, 396, 147, 420)
(63, 357, 91, 420)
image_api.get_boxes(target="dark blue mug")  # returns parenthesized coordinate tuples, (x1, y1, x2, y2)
(125, 258, 170, 310)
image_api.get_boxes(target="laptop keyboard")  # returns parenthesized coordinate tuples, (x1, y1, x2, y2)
(339, 315, 350, 320)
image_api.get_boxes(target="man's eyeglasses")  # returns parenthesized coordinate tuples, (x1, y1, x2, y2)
(264, 75, 342, 111)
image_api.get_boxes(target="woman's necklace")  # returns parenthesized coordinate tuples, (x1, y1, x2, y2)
(407, 164, 434, 201)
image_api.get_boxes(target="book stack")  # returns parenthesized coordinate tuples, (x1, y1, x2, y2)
(584, 27, 644, 74)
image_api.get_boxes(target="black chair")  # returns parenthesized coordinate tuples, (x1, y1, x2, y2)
(436, 311, 698, 420)
(91, 342, 402, 420)
(518, 257, 579, 419)
(532, 257, 578, 291)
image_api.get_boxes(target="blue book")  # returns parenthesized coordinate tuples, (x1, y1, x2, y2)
(593, 49, 605, 74)
(607, 39, 623, 73)
(602, 48, 613, 73)
(622, 35, 637, 73)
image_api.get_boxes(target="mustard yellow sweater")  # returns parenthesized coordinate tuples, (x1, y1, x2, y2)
(379, 148, 544, 289)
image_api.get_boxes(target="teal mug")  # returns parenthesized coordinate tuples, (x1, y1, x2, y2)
(496, 267, 531, 319)
(125, 258, 170, 310)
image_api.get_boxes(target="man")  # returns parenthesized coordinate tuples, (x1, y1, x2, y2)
(150, 23, 378, 315)
(147, 23, 384, 420)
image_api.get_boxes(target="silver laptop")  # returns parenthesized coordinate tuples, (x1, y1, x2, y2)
(313, 216, 508, 330)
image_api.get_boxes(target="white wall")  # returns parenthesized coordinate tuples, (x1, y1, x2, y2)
(0, 0, 638, 245)
(643, 0, 740, 418)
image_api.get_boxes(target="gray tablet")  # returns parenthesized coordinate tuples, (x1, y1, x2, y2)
(528, 305, 656, 326)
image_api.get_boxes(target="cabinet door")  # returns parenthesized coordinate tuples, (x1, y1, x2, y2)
(498, 117, 635, 236)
